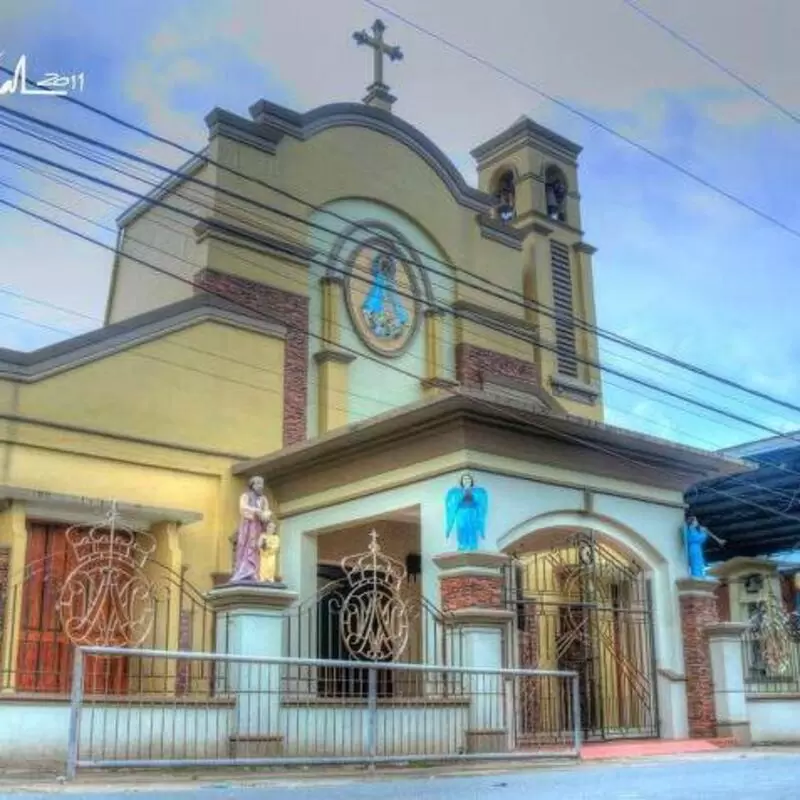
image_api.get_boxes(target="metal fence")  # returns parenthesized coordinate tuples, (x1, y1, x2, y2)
(1, 555, 216, 696)
(741, 623, 800, 694)
(66, 646, 580, 777)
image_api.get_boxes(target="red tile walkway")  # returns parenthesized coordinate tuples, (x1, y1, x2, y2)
(581, 738, 735, 761)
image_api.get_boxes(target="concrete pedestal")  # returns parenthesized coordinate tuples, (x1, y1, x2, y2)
(707, 622, 752, 746)
(434, 552, 513, 754)
(207, 582, 297, 759)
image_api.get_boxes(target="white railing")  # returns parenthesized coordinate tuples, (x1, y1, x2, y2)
(66, 646, 581, 777)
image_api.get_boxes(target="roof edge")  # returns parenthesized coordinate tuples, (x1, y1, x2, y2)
(204, 99, 496, 214)
(471, 116, 583, 166)
(0, 295, 285, 382)
(233, 390, 750, 483)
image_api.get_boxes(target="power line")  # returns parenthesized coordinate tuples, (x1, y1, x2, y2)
(0, 304, 396, 419)
(363, 1, 800, 239)
(6, 153, 786, 462)
(7, 123, 792, 451)
(2, 87, 800, 420)
(4, 134, 800, 454)
(6, 143, 800, 502)
(5, 155, 792, 467)
(0, 174, 755, 462)
(3, 279, 748, 470)
(621, 0, 800, 127)
(4, 192, 800, 533)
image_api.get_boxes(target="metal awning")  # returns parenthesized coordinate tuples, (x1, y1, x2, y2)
(686, 443, 800, 559)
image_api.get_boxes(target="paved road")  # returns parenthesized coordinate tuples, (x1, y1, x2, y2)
(3, 752, 800, 799)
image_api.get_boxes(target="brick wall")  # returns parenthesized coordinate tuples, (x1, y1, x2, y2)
(679, 590, 719, 738)
(715, 582, 731, 622)
(195, 269, 309, 446)
(455, 343, 537, 390)
(440, 574, 503, 612)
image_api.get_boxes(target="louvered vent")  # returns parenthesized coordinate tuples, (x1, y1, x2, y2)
(550, 240, 578, 377)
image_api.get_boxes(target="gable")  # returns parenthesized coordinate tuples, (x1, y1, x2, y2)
(209, 101, 494, 214)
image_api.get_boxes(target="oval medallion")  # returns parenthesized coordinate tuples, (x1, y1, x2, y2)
(345, 240, 420, 357)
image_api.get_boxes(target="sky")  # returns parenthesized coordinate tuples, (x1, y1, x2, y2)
(1, 0, 799, 452)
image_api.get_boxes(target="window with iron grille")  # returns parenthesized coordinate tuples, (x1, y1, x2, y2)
(550, 240, 578, 377)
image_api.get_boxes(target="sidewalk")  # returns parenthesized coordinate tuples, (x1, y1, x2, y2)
(1, 745, 797, 794)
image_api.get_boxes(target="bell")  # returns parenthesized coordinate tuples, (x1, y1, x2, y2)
(497, 199, 514, 222)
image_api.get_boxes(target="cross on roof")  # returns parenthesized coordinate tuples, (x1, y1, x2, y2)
(352, 19, 403, 112)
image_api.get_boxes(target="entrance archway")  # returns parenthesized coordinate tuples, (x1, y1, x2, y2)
(506, 528, 659, 743)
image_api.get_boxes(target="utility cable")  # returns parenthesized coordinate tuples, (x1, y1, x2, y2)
(4, 193, 800, 534)
(4, 134, 800, 455)
(5, 160, 793, 467)
(2, 82, 799, 419)
(621, 0, 800, 128)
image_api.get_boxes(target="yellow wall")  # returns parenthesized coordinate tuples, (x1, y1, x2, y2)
(106, 162, 218, 324)
(107, 111, 603, 424)
(0, 320, 286, 593)
(6, 321, 284, 457)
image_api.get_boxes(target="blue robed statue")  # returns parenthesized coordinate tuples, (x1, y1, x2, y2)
(682, 516, 725, 579)
(446, 473, 489, 552)
(361, 253, 409, 340)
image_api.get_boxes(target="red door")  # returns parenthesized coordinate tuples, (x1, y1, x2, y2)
(16, 523, 129, 694)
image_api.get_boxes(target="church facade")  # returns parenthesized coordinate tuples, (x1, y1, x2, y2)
(0, 22, 749, 765)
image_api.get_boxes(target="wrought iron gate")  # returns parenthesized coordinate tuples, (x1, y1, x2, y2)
(507, 531, 659, 742)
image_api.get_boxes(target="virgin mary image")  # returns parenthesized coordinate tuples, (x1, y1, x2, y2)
(445, 473, 489, 552)
(361, 252, 410, 340)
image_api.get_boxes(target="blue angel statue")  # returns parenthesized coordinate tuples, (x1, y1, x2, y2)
(682, 516, 725, 579)
(445, 473, 489, 552)
(361, 253, 410, 340)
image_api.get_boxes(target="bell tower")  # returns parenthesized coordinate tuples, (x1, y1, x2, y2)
(471, 118, 603, 418)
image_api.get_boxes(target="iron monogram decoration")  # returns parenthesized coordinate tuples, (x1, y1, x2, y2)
(338, 529, 410, 662)
(59, 501, 157, 647)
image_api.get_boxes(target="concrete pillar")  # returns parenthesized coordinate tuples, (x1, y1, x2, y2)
(433, 552, 514, 753)
(434, 551, 509, 613)
(707, 622, 751, 746)
(676, 577, 719, 738)
(207, 583, 297, 758)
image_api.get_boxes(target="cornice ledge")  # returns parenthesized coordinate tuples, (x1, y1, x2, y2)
(476, 215, 525, 251)
(516, 209, 584, 237)
(447, 607, 516, 626)
(550, 373, 600, 405)
(434, 551, 510, 572)
(193, 218, 315, 264)
(314, 349, 356, 365)
(421, 376, 460, 391)
(206, 582, 298, 612)
(450, 299, 538, 337)
(205, 107, 284, 155)
(518, 221, 554, 238)
(573, 241, 598, 256)
(0, 484, 203, 527)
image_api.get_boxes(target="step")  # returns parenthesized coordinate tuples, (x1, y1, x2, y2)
(580, 738, 736, 761)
